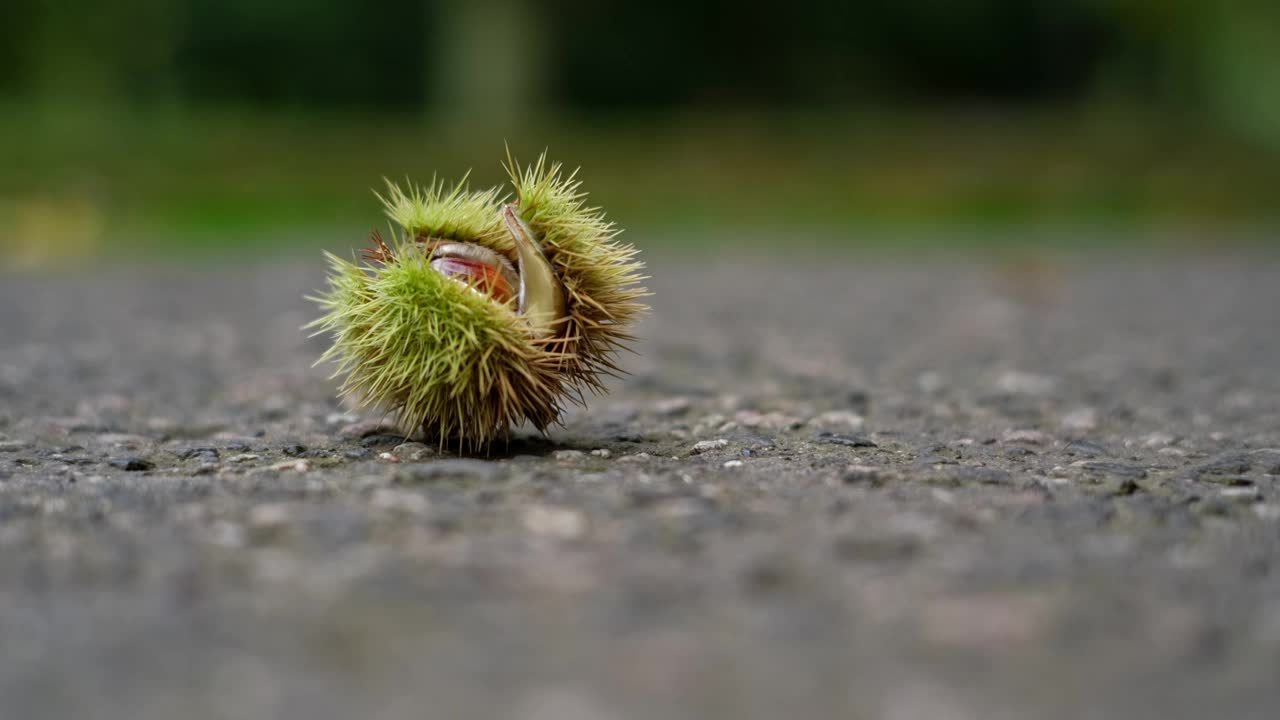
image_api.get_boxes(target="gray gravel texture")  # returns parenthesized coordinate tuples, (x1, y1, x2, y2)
(2, 252, 1280, 719)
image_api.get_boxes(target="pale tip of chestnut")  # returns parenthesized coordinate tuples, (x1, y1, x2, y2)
(502, 204, 568, 338)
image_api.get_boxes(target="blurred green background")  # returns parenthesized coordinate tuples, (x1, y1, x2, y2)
(2, 0, 1279, 267)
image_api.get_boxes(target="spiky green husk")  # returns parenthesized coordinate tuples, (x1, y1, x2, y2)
(310, 152, 646, 450)
(311, 240, 565, 450)
(376, 175, 507, 248)
(507, 152, 648, 391)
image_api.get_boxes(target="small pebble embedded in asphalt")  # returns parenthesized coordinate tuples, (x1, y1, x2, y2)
(107, 456, 154, 472)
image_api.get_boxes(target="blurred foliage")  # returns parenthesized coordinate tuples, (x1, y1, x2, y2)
(0, 0, 1278, 262)
(4, 106, 1276, 266)
(4, 0, 1277, 131)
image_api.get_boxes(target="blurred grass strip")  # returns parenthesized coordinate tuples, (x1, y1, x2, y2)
(2, 104, 1279, 265)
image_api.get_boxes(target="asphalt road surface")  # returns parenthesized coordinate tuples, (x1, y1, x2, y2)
(2, 249, 1279, 719)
